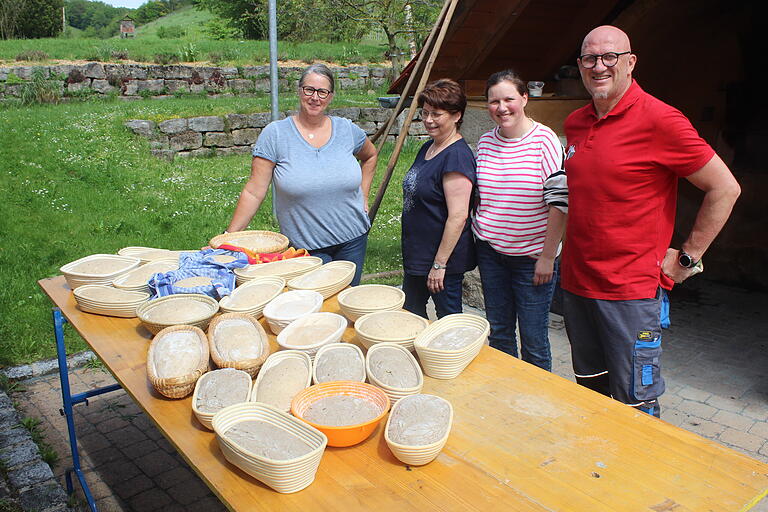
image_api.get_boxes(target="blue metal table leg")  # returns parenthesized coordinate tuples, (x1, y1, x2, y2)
(53, 307, 121, 512)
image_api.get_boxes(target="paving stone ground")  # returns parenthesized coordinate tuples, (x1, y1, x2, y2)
(10, 277, 768, 511)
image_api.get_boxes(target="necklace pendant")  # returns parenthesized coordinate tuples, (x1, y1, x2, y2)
(308, 133, 315, 139)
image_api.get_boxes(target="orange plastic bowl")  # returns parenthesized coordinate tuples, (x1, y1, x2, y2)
(291, 381, 390, 447)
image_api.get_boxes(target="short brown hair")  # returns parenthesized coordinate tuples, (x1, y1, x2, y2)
(417, 78, 467, 128)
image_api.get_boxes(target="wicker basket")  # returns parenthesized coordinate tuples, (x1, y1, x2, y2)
(117, 246, 176, 263)
(234, 256, 323, 286)
(60, 254, 141, 290)
(291, 381, 390, 447)
(354, 310, 429, 352)
(192, 368, 252, 430)
(312, 343, 366, 384)
(147, 325, 210, 399)
(286, 261, 356, 299)
(365, 343, 423, 406)
(276, 312, 347, 360)
(212, 402, 327, 493)
(251, 351, 312, 412)
(73, 285, 149, 318)
(112, 258, 179, 294)
(219, 276, 285, 318)
(209, 230, 289, 254)
(385, 394, 453, 466)
(413, 314, 490, 380)
(207, 313, 270, 377)
(337, 284, 405, 322)
(137, 294, 219, 335)
(262, 290, 324, 335)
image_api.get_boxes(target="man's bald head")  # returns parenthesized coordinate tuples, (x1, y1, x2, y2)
(581, 25, 632, 55)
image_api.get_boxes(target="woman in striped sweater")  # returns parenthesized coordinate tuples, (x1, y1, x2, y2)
(471, 69, 568, 371)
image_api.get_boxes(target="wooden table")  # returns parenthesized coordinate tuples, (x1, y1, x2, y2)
(40, 276, 768, 512)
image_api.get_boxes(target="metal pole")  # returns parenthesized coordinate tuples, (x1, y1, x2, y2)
(268, 0, 279, 122)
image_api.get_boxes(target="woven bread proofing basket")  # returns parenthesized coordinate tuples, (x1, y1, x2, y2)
(385, 394, 453, 466)
(250, 351, 313, 412)
(192, 368, 252, 430)
(209, 230, 289, 253)
(413, 314, 490, 380)
(354, 310, 429, 352)
(234, 256, 323, 286)
(219, 276, 285, 318)
(147, 325, 210, 399)
(207, 313, 271, 377)
(286, 261, 356, 299)
(212, 402, 327, 493)
(365, 342, 424, 406)
(137, 294, 219, 335)
(312, 343, 366, 385)
(337, 284, 406, 322)
(60, 253, 141, 290)
(275, 312, 347, 361)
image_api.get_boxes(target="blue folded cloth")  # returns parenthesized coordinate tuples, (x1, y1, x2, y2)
(148, 249, 246, 300)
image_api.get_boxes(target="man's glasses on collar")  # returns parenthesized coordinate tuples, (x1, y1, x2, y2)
(578, 51, 631, 69)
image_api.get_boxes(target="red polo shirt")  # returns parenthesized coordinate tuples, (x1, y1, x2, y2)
(562, 80, 714, 300)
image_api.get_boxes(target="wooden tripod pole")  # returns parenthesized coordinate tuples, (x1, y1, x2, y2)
(369, 0, 451, 150)
(368, 0, 460, 223)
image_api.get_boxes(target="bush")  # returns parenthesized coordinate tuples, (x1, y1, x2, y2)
(178, 43, 198, 62)
(204, 17, 241, 40)
(153, 53, 180, 65)
(157, 26, 185, 39)
(20, 69, 61, 105)
(110, 49, 130, 60)
(15, 50, 50, 62)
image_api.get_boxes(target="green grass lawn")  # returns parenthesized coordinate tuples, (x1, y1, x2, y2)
(0, 93, 417, 366)
(133, 5, 214, 39)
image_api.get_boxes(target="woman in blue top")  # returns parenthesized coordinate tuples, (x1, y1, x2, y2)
(227, 64, 377, 285)
(401, 79, 477, 318)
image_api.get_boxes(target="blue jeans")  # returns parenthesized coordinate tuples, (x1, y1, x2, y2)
(402, 272, 464, 319)
(476, 240, 556, 371)
(311, 232, 368, 286)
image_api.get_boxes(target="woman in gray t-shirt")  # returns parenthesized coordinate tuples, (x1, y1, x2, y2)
(226, 64, 377, 285)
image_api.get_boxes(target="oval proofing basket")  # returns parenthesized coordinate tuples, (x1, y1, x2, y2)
(206, 313, 270, 377)
(192, 368, 252, 430)
(137, 294, 219, 335)
(413, 314, 490, 379)
(385, 394, 453, 466)
(147, 325, 210, 399)
(291, 381, 390, 447)
(212, 402, 327, 493)
(219, 276, 286, 318)
(286, 261, 356, 299)
(251, 351, 313, 413)
(312, 343, 366, 384)
(365, 343, 424, 406)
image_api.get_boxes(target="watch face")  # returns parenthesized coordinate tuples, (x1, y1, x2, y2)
(433, 263, 440, 269)
(679, 253, 693, 268)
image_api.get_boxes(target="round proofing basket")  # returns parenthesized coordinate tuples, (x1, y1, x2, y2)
(147, 325, 210, 399)
(276, 312, 347, 360)
(291, 381, 390, 447)
(385, 394, 453, 466)
(192, 368, 252, 430)
(251, 351, 313, 412)
(60, 254, 141, 290)
(212, 402, 327, 494)
(219, 276, 285, 318)
(365, 343, 423, 406)
(354, 310, 429, 352)
(209, 230, 289, 254)
(137, 294, 220, 335)
(263, 290, 324, 335)
(413, 314, 490, 380)
(312, 343, 366, 384)
(337, 285, 406, 322)
(286, 261, 356, 299)
(207, 313, 271, 377)
(234, 256, 323, 285)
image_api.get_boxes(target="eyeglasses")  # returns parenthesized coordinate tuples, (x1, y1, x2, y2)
(420, 109, 447, 120)
(300, 86, 331, 99)
(578, 51, 631, 69)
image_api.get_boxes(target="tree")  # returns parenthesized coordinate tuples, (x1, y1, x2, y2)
(327, 0, 440, 74)
(0, 0, 29, 39)
(4, 0, 65, 38)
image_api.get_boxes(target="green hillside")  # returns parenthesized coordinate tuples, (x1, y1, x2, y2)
(133, 5, 214, 39)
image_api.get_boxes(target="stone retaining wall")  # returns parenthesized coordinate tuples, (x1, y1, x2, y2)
(0, 62, 388, 100)
(126, 107, 428, 160)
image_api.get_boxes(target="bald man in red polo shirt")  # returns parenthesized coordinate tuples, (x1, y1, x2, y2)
(561, 25, 741, 417)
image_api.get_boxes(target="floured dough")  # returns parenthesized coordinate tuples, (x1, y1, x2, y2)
(254, 359, 308, 410)
(293, 266, 347, 288)
(428, 326, 483, 350)
(119, 261, 177, 286)
(302, 395, 381, 426)
(152, 331, 202, 379)
(315, 348, 364, 382)
(225, 420, 313, 459)
(144, 299, 212, 323)
(196, 369, 251, 413)
(369, 349, 419, 388)
(387, 395, 450, 445)
(69, 258, 132, 275)
(213, 319, 266, 361)
(227, 284, 280, 308)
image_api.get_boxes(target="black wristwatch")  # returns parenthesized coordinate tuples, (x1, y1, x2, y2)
(678, 250, 699, 269)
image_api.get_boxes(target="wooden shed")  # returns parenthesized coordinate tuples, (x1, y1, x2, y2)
(120, 16, 135, 38)
(390, 0, 766, 289)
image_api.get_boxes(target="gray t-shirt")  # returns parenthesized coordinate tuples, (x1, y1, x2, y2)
(252, 116, 371, 250)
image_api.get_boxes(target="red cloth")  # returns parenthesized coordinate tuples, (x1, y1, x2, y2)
(218, 244, 309, 265)
(561, 80, 715, 300)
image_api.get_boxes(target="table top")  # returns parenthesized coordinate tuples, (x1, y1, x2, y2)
(40, 276, 768, 512)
